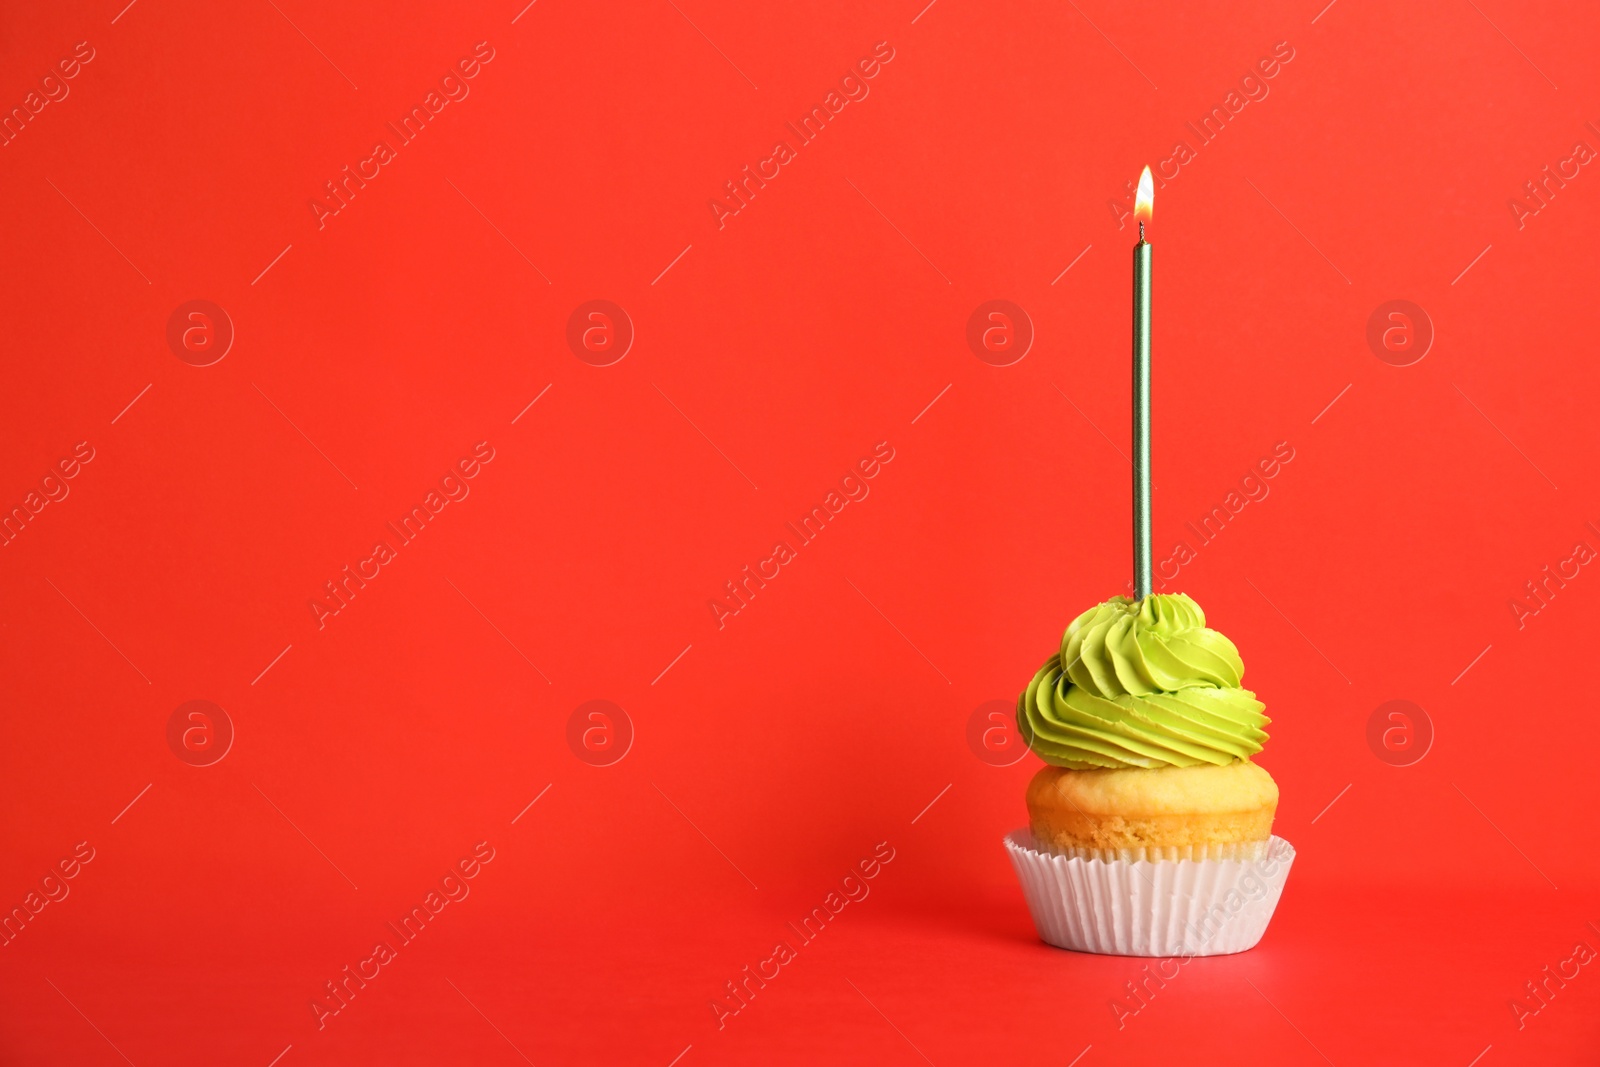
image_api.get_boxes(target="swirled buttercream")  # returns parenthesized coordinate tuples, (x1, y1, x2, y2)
(1018, 594, 1269, 769)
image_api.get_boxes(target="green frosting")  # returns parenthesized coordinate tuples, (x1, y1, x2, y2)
(1017, 593, 1269, 769)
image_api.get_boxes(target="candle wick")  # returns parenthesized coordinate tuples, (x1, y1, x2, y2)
(1139, 220, 1145, 241)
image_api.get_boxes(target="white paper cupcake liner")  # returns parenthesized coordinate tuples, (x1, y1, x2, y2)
(1005, 829, 1295, 956)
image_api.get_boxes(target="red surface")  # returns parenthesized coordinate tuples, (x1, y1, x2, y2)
(3, 1, 1600, 1063)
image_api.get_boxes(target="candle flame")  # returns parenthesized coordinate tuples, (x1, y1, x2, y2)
(1134, 166, 1154, 221)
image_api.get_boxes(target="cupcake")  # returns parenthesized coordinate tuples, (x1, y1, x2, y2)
(1005, 593, 1294, 956)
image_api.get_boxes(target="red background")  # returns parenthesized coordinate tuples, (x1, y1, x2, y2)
(3, 0, 1599, 1063)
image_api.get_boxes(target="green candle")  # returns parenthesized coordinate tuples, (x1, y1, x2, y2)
(1132, 166, 1153, 600)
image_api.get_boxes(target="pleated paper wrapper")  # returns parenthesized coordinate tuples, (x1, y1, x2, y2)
(1005, 830, 1295, 956)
